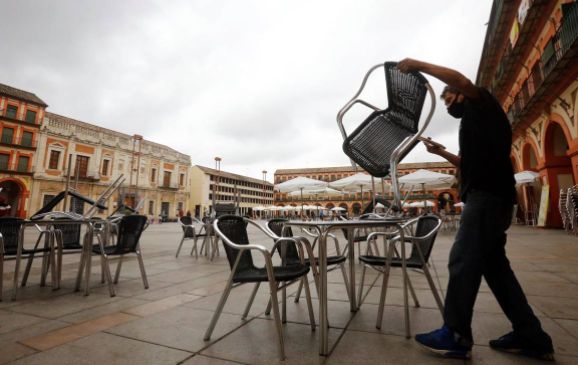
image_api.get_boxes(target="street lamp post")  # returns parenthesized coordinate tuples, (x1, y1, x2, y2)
(213, 157, 221, 216)
(262, 170, 267, 219)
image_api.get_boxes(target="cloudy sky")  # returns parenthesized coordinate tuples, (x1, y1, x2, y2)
(1, 0, 492, 181)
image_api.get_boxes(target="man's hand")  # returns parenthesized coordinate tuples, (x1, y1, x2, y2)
(421, 138, 445, 156)
(397, 58, 422, 73)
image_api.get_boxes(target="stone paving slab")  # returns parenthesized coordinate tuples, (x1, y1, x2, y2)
(0, 222, 576, 364)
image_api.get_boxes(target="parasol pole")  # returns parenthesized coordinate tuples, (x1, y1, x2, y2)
(371, 176, 376, 213)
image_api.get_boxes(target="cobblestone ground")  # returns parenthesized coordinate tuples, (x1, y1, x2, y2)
(1, 221, 578, 364)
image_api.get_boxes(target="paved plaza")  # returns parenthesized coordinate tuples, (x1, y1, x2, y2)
(1, 221, 578, 364)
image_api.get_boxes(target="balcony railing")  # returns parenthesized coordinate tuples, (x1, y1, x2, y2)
(508, 4, 578, 124)
(0, 135, 38, 149)
(69, 170, 100, 181)
(160, 181, 179, 190)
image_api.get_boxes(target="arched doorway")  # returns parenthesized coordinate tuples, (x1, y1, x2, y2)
(0, 179, 28, 218)
(543, 120, 573, 227)
(520, 143, 541, 225)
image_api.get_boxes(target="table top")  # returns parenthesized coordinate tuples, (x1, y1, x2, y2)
(286, 217, 406, 228)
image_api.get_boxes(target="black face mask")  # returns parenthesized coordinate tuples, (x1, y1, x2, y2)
(447, 95, 465, 119)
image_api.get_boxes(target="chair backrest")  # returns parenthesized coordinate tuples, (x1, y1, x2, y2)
(342, 62, 429, 178)
(215, 215, 255, 271)
(0, 217, 24, 252)
(179, 216, 195, 238)
(53, 220, 82, 249)
(113, 215, 148, 254)
(267, 218, 300, 263)
(407, 215, 441, 265)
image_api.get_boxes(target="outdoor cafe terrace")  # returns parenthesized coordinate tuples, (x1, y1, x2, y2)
(1, 221, 577, 365)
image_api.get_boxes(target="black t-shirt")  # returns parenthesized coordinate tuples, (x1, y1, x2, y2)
(458, 87, 516, 203)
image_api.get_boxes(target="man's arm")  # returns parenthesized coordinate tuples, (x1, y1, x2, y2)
(397, 58, 480, 100)
(422, 140, 461, 167)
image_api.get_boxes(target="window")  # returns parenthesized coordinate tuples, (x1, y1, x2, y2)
(163, 171, 171, 187)
(48, 150, 61, 169)
(151, 168, 157, 183)
(179, 173, 185, 186)
(0, 154, 9, 169)
(17, 156, 29, 172)
(148, 200, 154, 215)
(101, 159, 110, 176)
(1, 128, 14, 144)
(75, 155, 89, 177)
(42, 194, 56, 208)
(21, 131, 33, 147)
(6, 105, 17, 119)
(25, 110, 37, 123)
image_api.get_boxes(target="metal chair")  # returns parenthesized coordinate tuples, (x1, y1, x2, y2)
(176, 216, 197, 258)
(337, 61, 436, 209)
(0, 217, 58, 301)
(78, 215, 149, 297)
(204, 215, 315, 360)
(357, 215, 444, 332)
(267, 218, 351, 303)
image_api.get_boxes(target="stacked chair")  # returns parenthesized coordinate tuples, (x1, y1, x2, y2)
(337, 61, 441, 337)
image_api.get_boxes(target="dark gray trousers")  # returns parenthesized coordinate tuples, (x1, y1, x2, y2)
(444, 190, 543, 343)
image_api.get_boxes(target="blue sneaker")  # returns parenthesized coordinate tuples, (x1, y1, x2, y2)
(415, 326, 471, 359)
(489, 331, 555, 361)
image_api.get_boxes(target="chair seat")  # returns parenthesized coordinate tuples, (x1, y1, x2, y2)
(92, 245, 126, 255)
(285, 255, 347, 267)
(62, 243, 83, 250)
(233, 265, 310, 283)
(3, 246, 52, 256)
(359, 255, 424, 269)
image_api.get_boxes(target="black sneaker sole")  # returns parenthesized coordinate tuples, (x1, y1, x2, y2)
(490, 346, 555, 361)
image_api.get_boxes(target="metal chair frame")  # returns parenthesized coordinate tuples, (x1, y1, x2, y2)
(337, 61, 436, 210)
(357, 215, 444, 332)
(175, 216, 197, 258)
(204, 216, 315, 360)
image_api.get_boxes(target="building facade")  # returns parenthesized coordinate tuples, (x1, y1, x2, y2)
(274, 162, 458, 215)
(0, 83, 47, 218)
(189, 165, 273, 217)
(30, 112, 191, 220)
(477, 0, 578, 227)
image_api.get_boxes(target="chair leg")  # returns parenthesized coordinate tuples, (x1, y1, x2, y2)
(242, 282, 260, 320)
(266, 275, 285, 360)
(301, 276, 316, 331)
(282, 283, 287, 324)
(114, 255, 125, 284)
(423, 265, 444, 315)
(293, 278, 303, 303)
(101, 253, 116, 297)
(376, 262, 392, 329)
(339, 263, 351, 303)
(75, 249, 86, 292)
(191, 237, 199, 258)
(22, 253, 35, 287)
(406, 273, 420, 308)
(100, 254, 106, 284)
(49, 233, 59, 290)
(136, 250, 149, 289)
(0, 251, 4, 301)
(204, 275, 235, 341)
(176, 235, 186, 258)
(357, 264, 367, 309)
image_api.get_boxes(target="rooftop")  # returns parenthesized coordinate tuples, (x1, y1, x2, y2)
(195, 165, 274, 186)
(0, 82, 48, 107)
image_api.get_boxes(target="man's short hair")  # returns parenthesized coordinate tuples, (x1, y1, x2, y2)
(441, 85, 460, 99)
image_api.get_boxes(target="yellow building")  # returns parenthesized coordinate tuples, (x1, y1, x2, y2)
(274, 162, 458, 215)
(30, 112, 191, 220)
(189, 165, 273, 217)
(476, 0, 578, 227)
(0, 83, 47, 218)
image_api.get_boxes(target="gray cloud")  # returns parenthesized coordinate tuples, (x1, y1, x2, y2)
(1, 0, 491, 180)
